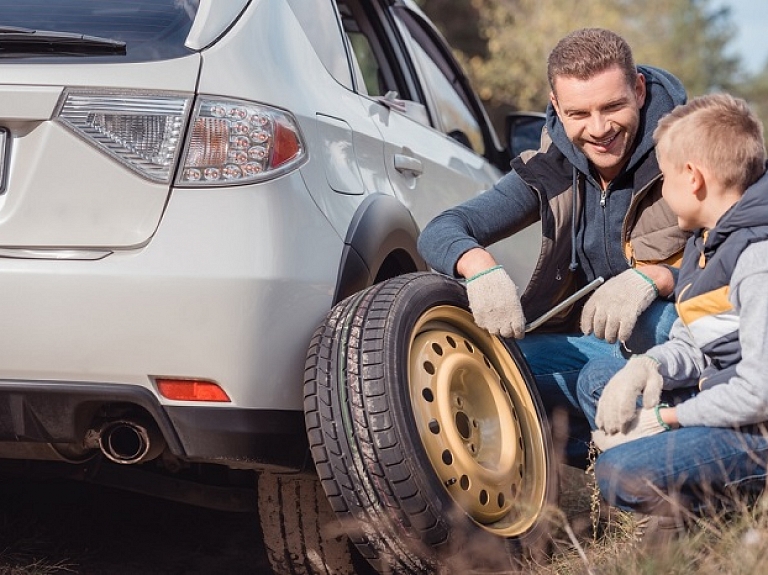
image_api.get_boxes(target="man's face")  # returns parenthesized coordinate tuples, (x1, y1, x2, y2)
(550, 65, 646, 186)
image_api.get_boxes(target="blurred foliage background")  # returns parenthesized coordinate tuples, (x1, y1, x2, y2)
(416, 0, 768, 143)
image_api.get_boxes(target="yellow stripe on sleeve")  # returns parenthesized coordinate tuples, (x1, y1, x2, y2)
(676, 285, 732, 324)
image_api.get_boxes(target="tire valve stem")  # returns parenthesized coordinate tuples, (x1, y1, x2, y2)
(444, 477, 457, 487)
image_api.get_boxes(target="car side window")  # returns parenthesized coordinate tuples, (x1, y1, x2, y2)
(338, 4, 380, 96)
(286, 0, 354, 90)
(336, 0, 409, 99)
(391, 7, 485, 155)
(332, 0, 487, 154)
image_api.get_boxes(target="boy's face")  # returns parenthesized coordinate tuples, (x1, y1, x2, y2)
(550, 65, 646, 186)
(658, 143, 700, 231)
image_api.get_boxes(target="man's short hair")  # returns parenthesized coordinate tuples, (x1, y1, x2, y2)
(547, 28, 637, 93)
(654, 93, 766, 192)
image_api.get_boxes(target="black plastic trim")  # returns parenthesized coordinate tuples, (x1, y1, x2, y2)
(164, 405, 308, 469)
(333, 192, 427, 303)
(0, 381, 309, 470)
(0, 380, 184, 452)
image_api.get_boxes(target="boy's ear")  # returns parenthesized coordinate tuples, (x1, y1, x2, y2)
(687, 162, 706, 195)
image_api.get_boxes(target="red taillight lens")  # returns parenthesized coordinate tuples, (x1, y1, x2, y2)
(156, 378, 231, 402)
(271, 117, 302, 168)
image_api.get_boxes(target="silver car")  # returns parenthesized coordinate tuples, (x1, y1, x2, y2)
(0, 1, 548, 573)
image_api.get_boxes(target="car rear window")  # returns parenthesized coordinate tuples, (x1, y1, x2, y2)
(0, 0, 199, 62)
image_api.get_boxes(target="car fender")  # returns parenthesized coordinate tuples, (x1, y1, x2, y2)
(333, 193, 427, 303)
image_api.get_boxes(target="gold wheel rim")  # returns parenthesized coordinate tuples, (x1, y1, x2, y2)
(408, 306, 548, 535)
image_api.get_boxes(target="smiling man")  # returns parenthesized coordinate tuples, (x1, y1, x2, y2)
(417, 28, 689, 466)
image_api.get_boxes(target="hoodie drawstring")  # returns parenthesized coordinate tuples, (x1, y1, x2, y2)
(569, 168, 580, 272)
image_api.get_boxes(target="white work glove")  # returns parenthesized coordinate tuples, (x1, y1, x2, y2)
(581, 269, 658, 343)
(595, 355, 663, 434)
(465, 266, 526, 339)
(592, 407, 670, 451)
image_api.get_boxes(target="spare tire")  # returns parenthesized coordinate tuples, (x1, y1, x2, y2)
(304, 272, 557, 574)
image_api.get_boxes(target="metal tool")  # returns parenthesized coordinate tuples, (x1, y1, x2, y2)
(524, 276, 605, 333)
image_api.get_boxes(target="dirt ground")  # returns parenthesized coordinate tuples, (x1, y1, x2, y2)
(0, 463, 595, 575)
(0, 470, 272, 575)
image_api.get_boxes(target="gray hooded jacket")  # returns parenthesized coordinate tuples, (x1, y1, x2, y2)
(648, 170, 768, 427)
(417, 66, 689, 331)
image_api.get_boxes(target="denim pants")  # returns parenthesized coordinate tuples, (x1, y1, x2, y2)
(577, 355, 768, 515)
(514, 299, 677, 467)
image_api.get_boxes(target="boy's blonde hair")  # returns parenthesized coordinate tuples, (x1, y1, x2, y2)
(653, 93, 766, 192)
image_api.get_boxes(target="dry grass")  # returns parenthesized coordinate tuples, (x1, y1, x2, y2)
(0, 531, 77, 575)
(0, 557, 76, 575)
(3, 461, 768, 574)
(525, 457, 768, 575)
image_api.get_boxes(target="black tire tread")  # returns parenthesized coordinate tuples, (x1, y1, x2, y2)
(257, 471, 354, 575)
(305, 276, 444, 572)
(304, 272, 555, 574)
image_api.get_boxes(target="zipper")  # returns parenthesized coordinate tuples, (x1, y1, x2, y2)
(600, 183, 613, 275)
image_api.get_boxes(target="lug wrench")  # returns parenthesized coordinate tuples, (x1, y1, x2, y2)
(524, 276, 605, 333)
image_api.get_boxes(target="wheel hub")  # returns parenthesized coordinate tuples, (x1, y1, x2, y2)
(408, 306, 548, 535)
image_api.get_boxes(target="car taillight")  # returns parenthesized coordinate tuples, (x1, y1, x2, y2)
(177, 98, 307, 186)
(155, 378, 231, 402)
(57, 91, 192, 183)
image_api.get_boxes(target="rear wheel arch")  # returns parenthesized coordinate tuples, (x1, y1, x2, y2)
(333, 193, 427, 303)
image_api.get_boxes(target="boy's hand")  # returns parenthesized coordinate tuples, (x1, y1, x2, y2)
(465, 266, 526, 339)
(592, 407, 668, 451)
(595, 355, 663, 433)
(580, 269, 658, 343)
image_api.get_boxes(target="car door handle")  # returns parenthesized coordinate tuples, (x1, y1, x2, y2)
(394, 154, 423, 176)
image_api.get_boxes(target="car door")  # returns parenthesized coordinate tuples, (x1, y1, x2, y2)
(341, 0, 540, 288)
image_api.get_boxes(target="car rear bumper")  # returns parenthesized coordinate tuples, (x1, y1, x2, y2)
(0, 379, 309, 470)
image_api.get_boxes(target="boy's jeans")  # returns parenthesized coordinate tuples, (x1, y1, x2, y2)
(514, 299, 677, 467)
(577, 355, 768, 515)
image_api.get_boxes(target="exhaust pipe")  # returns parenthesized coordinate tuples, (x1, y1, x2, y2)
(95, 418, 166, 465)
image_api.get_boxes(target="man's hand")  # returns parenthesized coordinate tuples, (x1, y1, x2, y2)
(595, 355, 663, 434)
(465, 266, 525, 339)
(592, 407, 669, 451)
(580, 269, 658, 343)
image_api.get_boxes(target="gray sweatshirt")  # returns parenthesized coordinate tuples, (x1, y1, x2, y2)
(649, 240, 768, 427)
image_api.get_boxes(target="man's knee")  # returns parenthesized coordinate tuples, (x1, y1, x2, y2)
(575, 356, 626, 422)
(595, 450, 672, 515)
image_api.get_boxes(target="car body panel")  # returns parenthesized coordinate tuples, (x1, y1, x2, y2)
(0, 57, 200, 248)
(0, 0, 541, 470)
(0, 174, 341, 411)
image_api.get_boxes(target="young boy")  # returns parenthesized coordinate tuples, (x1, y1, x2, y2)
(576, 93, 768, 522)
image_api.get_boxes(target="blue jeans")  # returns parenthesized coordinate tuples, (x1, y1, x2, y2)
(577, 356, 768, 515)
(515, 299, 677, 467)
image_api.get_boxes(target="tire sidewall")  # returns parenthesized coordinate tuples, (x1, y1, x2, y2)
(379, 273, 557, 561)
